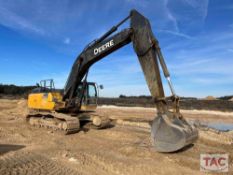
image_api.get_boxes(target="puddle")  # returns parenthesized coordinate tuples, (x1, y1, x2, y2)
(189, 120, 233, 131)
(206, 123, 233, 131)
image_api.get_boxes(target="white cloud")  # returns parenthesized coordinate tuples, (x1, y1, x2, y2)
(0, 6, 45, 35)
(159, 29, 194, 39)
(192, 76, 233, 85)
(165, 0, 180, 32)
(64, 37, 70, 44)
(0, 1, 105, 46)
(183, 0, 209, 20)
(170, 57, 233, 76)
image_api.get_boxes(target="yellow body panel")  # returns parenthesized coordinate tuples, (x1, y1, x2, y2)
(28, 92, 97, 112)
(28, 92, 64, 111)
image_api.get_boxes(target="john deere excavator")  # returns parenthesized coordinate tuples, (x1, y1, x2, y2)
(27, 10, 198, 152)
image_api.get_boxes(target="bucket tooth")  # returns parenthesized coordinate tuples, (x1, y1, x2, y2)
(151, 112, 198, 152)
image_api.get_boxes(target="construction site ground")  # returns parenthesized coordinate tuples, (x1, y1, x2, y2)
(0, 98, 232, 175)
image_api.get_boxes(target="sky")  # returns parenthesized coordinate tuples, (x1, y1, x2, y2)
(0, 0, 233, 98)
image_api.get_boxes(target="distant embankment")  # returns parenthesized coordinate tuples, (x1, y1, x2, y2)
(0, 84, 232, 112)
(98, 97, 233, 112)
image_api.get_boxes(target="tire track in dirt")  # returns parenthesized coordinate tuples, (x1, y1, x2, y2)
(67, 127, 201, 175)
(0, 151, 80, 175)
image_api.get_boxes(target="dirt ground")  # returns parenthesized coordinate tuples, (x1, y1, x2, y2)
(0, 99, 232, 175)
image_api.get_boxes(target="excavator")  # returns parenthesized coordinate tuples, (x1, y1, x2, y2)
(27, 10, 198, 152)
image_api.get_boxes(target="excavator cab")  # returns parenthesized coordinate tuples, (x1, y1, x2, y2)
(78, 82, 98, 111)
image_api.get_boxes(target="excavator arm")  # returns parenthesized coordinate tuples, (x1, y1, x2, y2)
(63, 10, 198, 152)
(64, 10, 167, 112)
(63, 28, 132, 101)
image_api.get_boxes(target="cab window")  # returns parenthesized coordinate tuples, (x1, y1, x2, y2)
(88, 84, 97, 98)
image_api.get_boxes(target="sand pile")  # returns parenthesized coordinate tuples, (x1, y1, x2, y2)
(204, 96, 216, 100)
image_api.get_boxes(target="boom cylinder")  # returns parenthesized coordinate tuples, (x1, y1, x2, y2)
(95, 15, 131, 44)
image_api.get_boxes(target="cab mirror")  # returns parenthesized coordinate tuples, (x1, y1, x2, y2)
(99, 85, 104, 89)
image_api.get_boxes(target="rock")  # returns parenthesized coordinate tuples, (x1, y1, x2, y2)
(79, 130, 85, 134)
(68, 157, 79, 164)
(116, 119, 124, 125)
(8, 117, 15, 121)
(62, 153, 68, 158)
(47, 130, 53, 134)
(92, 116, 101, 126)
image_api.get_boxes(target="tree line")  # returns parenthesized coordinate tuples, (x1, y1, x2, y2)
(0, 84, 232, 100)
(0, 84, 36, 96)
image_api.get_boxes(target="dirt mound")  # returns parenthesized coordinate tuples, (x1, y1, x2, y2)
(204, 96, 216, 100)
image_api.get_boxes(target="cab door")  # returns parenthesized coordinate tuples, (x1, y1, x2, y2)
(80, 83, 98, 111)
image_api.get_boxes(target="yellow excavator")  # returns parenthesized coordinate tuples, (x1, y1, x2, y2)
(27, 10, 198, 152)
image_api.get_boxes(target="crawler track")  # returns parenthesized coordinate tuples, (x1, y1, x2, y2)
(27, 112, 80, 134)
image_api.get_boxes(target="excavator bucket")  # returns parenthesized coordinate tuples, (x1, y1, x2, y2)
(151, 112, 198, 152)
